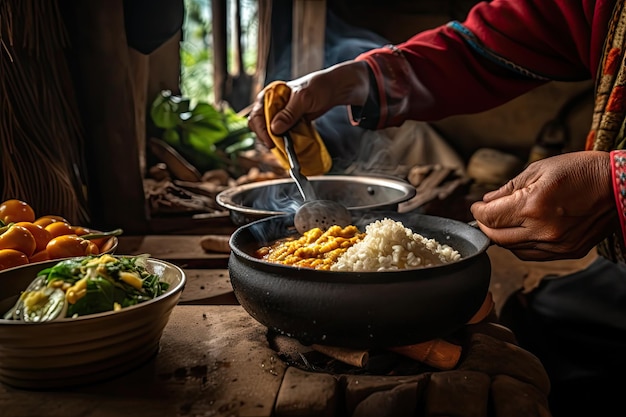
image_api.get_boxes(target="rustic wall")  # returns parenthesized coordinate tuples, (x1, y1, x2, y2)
(433, 81, 594, 162)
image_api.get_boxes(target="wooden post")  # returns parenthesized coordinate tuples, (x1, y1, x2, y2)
(67, 0, 150, 234)
(291, 0, 327, 78)
(252, 0, 273, 99)
(212, 0, 228, 106)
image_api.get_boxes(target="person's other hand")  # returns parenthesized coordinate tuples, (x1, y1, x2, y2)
(247, 60, 371, 148)
(470, 151, 618, 261)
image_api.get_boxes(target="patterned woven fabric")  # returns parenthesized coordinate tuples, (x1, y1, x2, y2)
(587, 0, 626, 152)
(588, 0, 626, 262)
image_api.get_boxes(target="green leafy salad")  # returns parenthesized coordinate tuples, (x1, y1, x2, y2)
(4, 254, 170, 322)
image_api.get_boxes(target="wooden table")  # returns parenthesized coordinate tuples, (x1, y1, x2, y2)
(0, 234, 598, 417)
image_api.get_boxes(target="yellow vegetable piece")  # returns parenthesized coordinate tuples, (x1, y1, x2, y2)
(258, 224, 364, 270)
(22, 290, 49, 310)
(66, 277, 88, 304)
(119, 271, 143, 290)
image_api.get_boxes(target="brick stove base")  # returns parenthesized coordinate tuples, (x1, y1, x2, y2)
(269, 320, 552, 417)
(270, 332, 431, 376)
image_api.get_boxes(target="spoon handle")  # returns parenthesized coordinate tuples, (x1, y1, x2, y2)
(283, 133, 318, 202)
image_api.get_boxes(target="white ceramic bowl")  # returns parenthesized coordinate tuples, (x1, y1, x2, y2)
(0, 256, 186, 389)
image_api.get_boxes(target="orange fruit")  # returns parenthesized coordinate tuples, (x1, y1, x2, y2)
(29, 250, 50, 263)
(90, 237, 109, 250)
(0, 199, 36, 224)
(33, 215, 69, 228)
(45, 222, 76, 238)
(86, 240, 100, 255)
(0, 248, 29, 271)
(46, 235, 95, 259)
(0, 224, 37, 257)
(15, 222, 52, 253)
(72, 226, 89, 236)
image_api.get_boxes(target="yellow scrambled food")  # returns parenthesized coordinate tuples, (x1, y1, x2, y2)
(256, 225, 365, 270)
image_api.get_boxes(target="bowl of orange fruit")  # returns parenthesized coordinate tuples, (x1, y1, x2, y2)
(0, 199, 121, 271)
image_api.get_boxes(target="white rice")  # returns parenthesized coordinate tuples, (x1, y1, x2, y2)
(329, 218, 461, 272)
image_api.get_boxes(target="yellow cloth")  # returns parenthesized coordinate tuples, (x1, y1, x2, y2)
(263, 81, 332, 176)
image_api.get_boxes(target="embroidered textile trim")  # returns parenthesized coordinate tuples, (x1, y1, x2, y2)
(447, 21, 551, 81)
(354, 45, 418, 129)
(611, 150, 626, 252)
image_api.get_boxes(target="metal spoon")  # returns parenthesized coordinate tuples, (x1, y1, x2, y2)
(283, 133, 351, 234)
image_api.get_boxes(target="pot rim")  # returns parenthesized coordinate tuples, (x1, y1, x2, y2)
(228, 212, 491, 281)
(216, 174, 417, 216)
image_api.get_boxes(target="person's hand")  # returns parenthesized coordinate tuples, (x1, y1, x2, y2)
(470, 151, 619, 261)
(247, 60, 371, 148)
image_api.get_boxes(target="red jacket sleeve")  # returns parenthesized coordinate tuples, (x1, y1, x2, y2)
(351, 0, 614, 128)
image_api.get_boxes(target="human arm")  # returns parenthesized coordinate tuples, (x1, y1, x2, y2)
(248, 0, 611, 146)
(247, 60, 371, 149)
(352, 0, 611, 128)
(469, 151, 622, 261)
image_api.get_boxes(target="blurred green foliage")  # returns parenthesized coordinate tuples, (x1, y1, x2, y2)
(180, 0, 258, 106)
(156, 0, 259, 173)
(150, 90, 255, 172)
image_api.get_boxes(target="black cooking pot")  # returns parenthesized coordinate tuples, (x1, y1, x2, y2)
(228, 211, 491, 349)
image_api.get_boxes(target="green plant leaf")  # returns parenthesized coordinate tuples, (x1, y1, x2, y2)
(150, 90, 191, 129)
(150, 90, 257, 172)
(162, 128, 181, 145)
